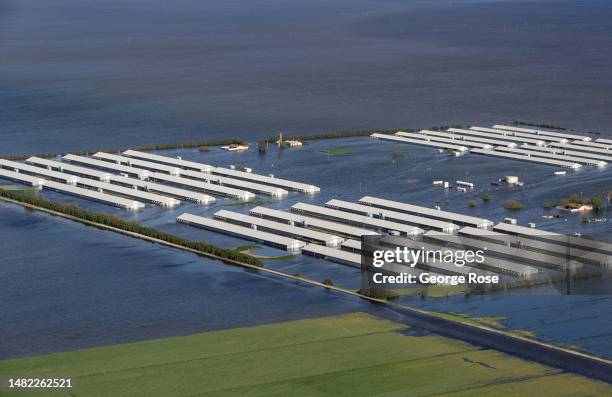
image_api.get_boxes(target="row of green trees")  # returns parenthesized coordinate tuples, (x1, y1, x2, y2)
(511, 120, 569, 131)
(263, 125, 465, 143)
(510, 120, 605, 136)
(0, 189, 263, 267)
(3, 125, 468, 162)
(264, 129, 398, 143)
(1, 138, 245, 161)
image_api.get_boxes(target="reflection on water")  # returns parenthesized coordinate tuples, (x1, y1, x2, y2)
(1, 137, 612, 359)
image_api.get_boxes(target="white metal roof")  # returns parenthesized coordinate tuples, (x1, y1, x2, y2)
(108, 175, 215, 204)
(493, 223, 612, 254)
(396, 131, 492, 149)
(459, 227, 611, 266)
(43, 180, 144, 210)
(63, 154, 150, 179)
(123, 150, 213, 172)
(492, 125, 592, 142)
(420, 129, 517, 147)
(371, 133, 468, 152)
(26, 157, 111, 181)
(302, 244, 361, 266)
(210, 167, 320, 193)
(77, 179, 180, 207)
(0, 159, 80, 185)
(181, 170, 288, 197)
(291, 202, 423, 236)
(148, 173, 255, 201)
(483, 126, 569, 143)
(176, 213, 306, 251)
(494, 223, 561, 237)
(596, 138, 612, 145)
(547, 142, 612, 156)
(326, 199, 459, 233)
(494, 147, 607, 167)
(249, 206, 378, 238)
(463, 127, 547, 146)
(447, 129, 531, 147)
(0, 168, 45, 187)
(519, 144, 612, 162)
(358, 196, 493, 229)
(341, 239, 362, 251)
(93, 152, 182, 175)
(459, 226, 507, 238)
(424, 231, 551, 275)
(470, 149, 582, 169)
(570, 140, 612, 150)
(214, 210, 343, 246)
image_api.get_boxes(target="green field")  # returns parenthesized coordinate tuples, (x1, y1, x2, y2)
(1, 313, 610, 396)
(0, 184, 33, 192)
(320, 148, 353, 155)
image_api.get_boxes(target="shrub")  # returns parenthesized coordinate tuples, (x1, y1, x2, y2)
(590, 194, 606, 212)
(504, 200, 524, 211)
(482, 192, 491, 202)
(322, 278, 334, 286)
(468, 200, 477, 208)
(543, 201, 553, 209)
(568, 193, 582, 204)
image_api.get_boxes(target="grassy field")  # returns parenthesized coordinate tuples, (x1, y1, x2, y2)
(233, 245, 298, 261)
(320, 148, 353, 155)
(1, 313, 610, 396)
(0, 184, 32, 192)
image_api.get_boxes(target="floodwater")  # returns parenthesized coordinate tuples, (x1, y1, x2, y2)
(1, 0, 612, 156)
(1, 137, 612, 359)
(2, 0, 612, 360)
(0, 202, 392, 359)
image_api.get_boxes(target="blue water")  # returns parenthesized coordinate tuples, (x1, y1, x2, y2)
(406, 292, 612, 358)
(2, 137, 612, 360)
(1, 0, 612, 156)
(0, 202, 391, 359)
(2, 0, 612, 360)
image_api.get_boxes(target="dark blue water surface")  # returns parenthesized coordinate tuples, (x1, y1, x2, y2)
(1, 138, 612, 360)
(1, 0, 612, 156)
(2, 0, 612, 360)
(0, 202, 394, 359)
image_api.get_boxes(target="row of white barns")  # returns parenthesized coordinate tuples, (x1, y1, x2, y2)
(174, 196, 611, 279)
(0, 159, 146, 210)
(371, 124, 611, 170)
(122, 150, 321, 194)
(175, 197, 494, 262)
(88, 151, 306, 197)
(66, 151, 319, 198)
(467, 125, 608, 168)
(0, 149, 320, 210)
